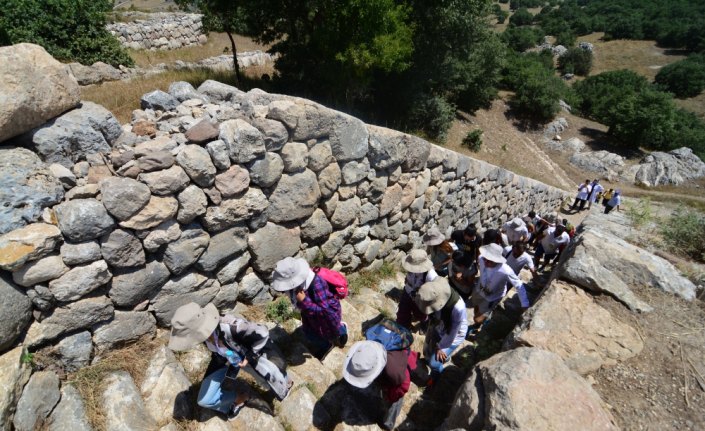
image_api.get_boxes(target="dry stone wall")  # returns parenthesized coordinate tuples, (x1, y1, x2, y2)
(0, 74, 568, 363)
(106, 13, 206, 51)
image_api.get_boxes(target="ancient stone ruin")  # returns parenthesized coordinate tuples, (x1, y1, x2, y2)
(106, 13, 206, 51)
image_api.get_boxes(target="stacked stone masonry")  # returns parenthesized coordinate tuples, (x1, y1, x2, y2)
(0, 78, 568, 362)
(106, 13, 206, 51)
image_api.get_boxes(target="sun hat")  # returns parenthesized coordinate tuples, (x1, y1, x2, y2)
(343, 341, 387, 388)
(508, 217, 525, 231)
(414, 278, 452, 315)
(168, 302, 220, 351)
(402, 249, 434, 273)
(422, 227, 445, 246)
(271, 257, 310, 292)
(479, 243, 507, 264)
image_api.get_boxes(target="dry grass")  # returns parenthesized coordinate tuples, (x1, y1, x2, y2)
(129, 33, 268, 67)
(674, 92, 705, 121)
(580, 32, 687, 81)
(66, 338, 161, 430)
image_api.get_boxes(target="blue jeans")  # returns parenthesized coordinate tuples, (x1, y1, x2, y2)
(427, 345, 459, 379)
(197, 367, 239, 414)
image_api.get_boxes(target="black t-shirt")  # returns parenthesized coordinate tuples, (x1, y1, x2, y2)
(451, 230, 481, 257)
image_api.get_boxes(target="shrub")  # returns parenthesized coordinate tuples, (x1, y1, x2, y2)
(266, 297, 296, 323)
(509, 8, 534, 27)
(0, 0, 133, 67)
(655, 54, 705, 98)
(462, 129, 483, 152)
(558, 47, 592, 76)
(626, 198, 653, 228)
(555, 30, 576, 48)
(407, 95, 457, 142)
(502, 26, 545, 52)
(573, 70, 651, 124)
(661, 207, 705, 262)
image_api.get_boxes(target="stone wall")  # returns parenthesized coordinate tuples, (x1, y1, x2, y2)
(106, 13, 206, 51)
(0, 71, 568, 361)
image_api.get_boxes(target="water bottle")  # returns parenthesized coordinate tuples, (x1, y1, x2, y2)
(225, 350, 239, 366)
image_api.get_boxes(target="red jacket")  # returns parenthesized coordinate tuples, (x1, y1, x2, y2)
(378, 349, 418, 402)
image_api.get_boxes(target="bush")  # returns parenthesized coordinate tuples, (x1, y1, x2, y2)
(510, 0, 544, 11)
(555, 30, 576, 47)
(0, 0, 133, 67)
(509, 8, 534, 27)
(266, 297, 297, 323)
(462, 129, 483, 152)
(407, 95, 457, 142)
(661, 207, 705, 262)
(558, 47, 592, 76)
(573, 70, 650, 124)
(655, 54, 705, 98)
(502, 26, 545, 52)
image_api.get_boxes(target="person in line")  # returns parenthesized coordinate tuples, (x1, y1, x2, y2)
(529, 212, 557, 249)
(602, 188, 614, 207)
(396, 249, 438, 330)
(168, 302, 293, 420)
(414, 278, 467, 388)
(562, 218, 576, 239)
(450, 225, 482, 264)
(423, 227, 456, 277)
(342, 319, 417, 430)
(503, 242, 536, 277)
(570, 179, 591, 212)
(482, 228, 506, 247)
(587, 179, 604, 210)
(502, 217, 529, 245)
(271, 257, 347, 359)
(447, 250, 476, 300)
(523, 210, 540, 243)
(533, 223, 570, 271)
(604, 190, 622, 214)
(472, 244, 529, 331)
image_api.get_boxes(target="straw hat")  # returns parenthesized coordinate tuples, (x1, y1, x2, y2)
(414, 278, 452, 315)
(271, 257, 310, 292)
(479, 243, 506, 264)
(168, 302, 220, 351)
(402, 249, 434, 273)
(422, 227, 445, 246)
(508, 217, 525, 231)
(343, 341, 387, 388)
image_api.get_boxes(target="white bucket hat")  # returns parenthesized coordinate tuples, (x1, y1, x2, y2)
(271, 257, 310, 292)
(168, 302, 220, 351)
(414, 278, 452, 315)
(479, 243, 506, 264)
(343, 340, 387, 388)
(508, 217, 525, 231)
(422, 227, 445, 246)
(402, 249, 434, 273)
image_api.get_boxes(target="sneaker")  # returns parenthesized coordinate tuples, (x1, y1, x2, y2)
(227, 401, 246, 421)
(337, 322, 349, 347)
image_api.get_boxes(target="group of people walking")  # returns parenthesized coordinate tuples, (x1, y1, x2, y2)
(166, 210, 573, 428)
(570, 179, 622, 214)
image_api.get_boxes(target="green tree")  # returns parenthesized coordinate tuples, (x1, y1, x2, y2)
(655, 54, 705, 98)
(573, 70, 650, 124)
(502, 26, 544, 52)
(558, 47, 592, 75)
(509, 7, 534, 27)
(0, 0, 132, 66)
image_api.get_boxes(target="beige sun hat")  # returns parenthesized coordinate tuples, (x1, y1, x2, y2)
(402, 249, 434, 273)
(271, 257, 310, 292)
(508, 217, 525, 231)
(479, 243, 506, 264)
(168, 302, 220, 351)
(414, 278, 452, 315)
(343, 340, 388, 388)
(422, 227, 445, 246)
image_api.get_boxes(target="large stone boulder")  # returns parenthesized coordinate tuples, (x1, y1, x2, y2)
(47, 385, 92, 431)
(561, 213, 696, 308)
(628, 147, 705, 186)
(0, 274, 32, 352)
(201, 188, 269, 231)
(0, 148, 64, 235)
(140, 345, 192, 423)
(102, 371, 157, 431)
(55, 331, 92, 372)
(248, 223, 301, 273)
(569, 150, 625, 178)
(151, 273, 220, 325)
(443, 347, 618, 431)
(268, 169, 321, 222)
(55, 198, 115, 242)
(22, 102, 122, 167)
(93, 311, 156, 352)
(0, 347, 32, 430)
(12, 254, 69, 287)
(0, 43, 80, 143)
(505, 281, 643, 374)
(176, 144, 217, 187)
(48, 260, 112, 302)
(100, 229, 145, 268)
(163, 225, 210, 275)
(68, 61, 121, 86)
(13, 370, 61, 431)
(196, 225, 248, 272)
(0, 223, 63, 271)
(100, 177, 152, 221)
(110, 260, 171, 307)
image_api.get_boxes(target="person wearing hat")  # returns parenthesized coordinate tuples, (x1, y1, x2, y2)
(414, 278, 468, 387)
(473, 244, 530, 327)
(501, 217, 529, 245)
(604, 189, 622, 214)
(396, 249, 438, 330)
(529, 212, 557, 249)
(587, 179, 604, 210)
(169, 302, 293, 419)
(533, 223, 570, 271)
(423, 227, 456, 277)
(342, 320, 418, 430)
(271, 257, 347, 359)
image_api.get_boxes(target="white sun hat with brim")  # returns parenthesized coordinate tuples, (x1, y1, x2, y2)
(479, 243, 506, 264)
(508, 217, 525, 231)
(271, 257, 310, 292)
(422, 227, 445, 246)
(168, 302, 220, 351)
(414, 278, 452, 315)
(402, 249, 434, 273)
(343, 340, 388, 388)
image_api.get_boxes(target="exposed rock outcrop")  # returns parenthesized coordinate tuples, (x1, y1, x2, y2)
(626, 147, 705, 186)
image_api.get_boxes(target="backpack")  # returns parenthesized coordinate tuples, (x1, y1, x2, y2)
(365, 319, 413, 351)
(313, 267, 349, 299)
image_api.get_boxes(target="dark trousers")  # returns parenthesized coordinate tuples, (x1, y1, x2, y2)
(571, 197, 586, 211)
(396, 291, 427, 330)
(604, 204, 615, 214)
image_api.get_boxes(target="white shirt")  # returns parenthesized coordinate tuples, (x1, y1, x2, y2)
(540, 227, 570, 254)
(476, 258, 522, 303)
(589, 183, 604, 202)
(433, 298, 468, 349)
(404, 269, 438, 295)
(503, 246, 535, 275)
(576, 183, 591, 200)
(503, 223, 529, 244)
(607, 194, 621, 208)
